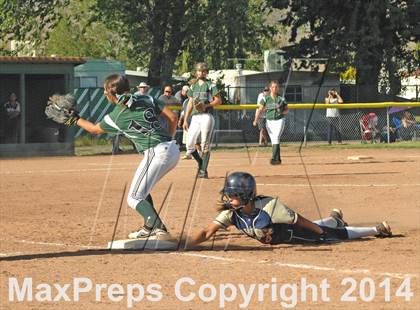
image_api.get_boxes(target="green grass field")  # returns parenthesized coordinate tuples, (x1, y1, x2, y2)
(74, 136, 420, 156)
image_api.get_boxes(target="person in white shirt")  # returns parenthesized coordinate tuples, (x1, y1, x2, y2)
(325, 89, 343, 144)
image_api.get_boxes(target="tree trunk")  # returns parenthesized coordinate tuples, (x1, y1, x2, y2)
(355, 49, 382, 102)
(147, 0, 169, 86)
(161, 0, 186, 85)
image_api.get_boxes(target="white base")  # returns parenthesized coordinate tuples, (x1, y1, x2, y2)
(108, 238, 177, 250)
(347, 155, 373, 160)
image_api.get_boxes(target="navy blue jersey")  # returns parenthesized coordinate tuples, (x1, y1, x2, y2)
(214, 196, 297, 243)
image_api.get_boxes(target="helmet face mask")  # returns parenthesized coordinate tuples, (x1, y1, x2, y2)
(224, 187, 249, 203)
(221, 172, 257, 207)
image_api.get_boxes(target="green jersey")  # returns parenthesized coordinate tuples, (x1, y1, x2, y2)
(187, 78, 220, 115)
(99, 94, 172, 152)
(258, 95, 287, 120)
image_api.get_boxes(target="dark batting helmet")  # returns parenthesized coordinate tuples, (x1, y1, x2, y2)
(221, 172, 257, 205)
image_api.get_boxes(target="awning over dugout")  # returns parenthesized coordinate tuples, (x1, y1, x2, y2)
(0, 56, 86, 65)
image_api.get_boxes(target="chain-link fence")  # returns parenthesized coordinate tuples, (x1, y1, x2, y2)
(224, 85, 419, 105)
(208, 105, 420, 146)
(72, 88, 419, 145)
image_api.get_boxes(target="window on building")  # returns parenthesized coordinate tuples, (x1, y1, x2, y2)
(75, 77, 97, 88)
(285, 85, 302, 102)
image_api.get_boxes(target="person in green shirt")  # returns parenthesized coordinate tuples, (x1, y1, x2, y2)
(253, 80, 288, 165)
(75, 74, 179, 240)
(183, 62, 222, 178)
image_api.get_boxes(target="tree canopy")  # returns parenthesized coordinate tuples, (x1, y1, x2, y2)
(268, 0, 420, 101)
(1, 0, 418, 95)
(0, 0, 69, 54)
(94, 0, 271, 85)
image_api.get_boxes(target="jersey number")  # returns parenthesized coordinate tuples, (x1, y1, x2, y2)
(127, 107, 162, 137)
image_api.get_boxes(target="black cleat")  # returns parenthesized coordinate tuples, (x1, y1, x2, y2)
(198, 170, 208, 179)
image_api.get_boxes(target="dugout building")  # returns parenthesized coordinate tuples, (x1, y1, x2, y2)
(0, 56, 85, 157)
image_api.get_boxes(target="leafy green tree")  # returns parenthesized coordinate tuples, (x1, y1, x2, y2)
(95, 0, 271, 85)
(45, 0, 134, 66)
(94, 0, 191, 86)
(0, 0, 69, 55)
(268, 0, 420, 101)
(180, 0, 272, 71)
(2, 0, 272, 88)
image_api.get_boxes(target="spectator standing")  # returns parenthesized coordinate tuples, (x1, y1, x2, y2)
(401, 111, 417, 140)
(135, 82, 150, 95)
(4, 92, 21, 143)
(158, 85, 179, 106)
(158, 85, 181, 141)
(325, 88, 343, 144)
(175, 85, 189, 105)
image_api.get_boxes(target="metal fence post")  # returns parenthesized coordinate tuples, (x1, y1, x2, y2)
(386, 107, 390, 144)
(215, 110, 219, 148)
(303, 110, 307, 146)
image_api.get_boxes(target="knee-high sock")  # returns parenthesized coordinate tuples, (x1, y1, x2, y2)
(145, 194, 153, 206)
(134, 199, 165, 230)
(191, 149, 203, 168)
(346, 226, 377, 239)
(200, 151, 211, 171)
(313, 217, 338, 228)
(272, 144, 280, 161)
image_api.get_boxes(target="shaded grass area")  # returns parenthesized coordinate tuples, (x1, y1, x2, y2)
(74, 136, 137, 156)
(305, 140, 420, 150)
(74, 137, 419, 156)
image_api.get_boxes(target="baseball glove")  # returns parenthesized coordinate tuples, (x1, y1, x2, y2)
(45, 94, 80, 126)
(193, 97, 207, 113)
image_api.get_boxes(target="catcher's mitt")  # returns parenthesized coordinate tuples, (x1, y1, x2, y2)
(45, 94, 80, 126)
(193, 97, 207, 113)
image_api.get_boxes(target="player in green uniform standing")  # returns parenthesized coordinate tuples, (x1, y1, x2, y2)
(75, 74, 179, 239)
(183, 62, 222, 178)
(253, 80, 288, 165)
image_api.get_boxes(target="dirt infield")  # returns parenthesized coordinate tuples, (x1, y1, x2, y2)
(1, 147, 419, 309)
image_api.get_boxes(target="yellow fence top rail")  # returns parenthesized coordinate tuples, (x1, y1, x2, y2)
(168, 102, 420, 111)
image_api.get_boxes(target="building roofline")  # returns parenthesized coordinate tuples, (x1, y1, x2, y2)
(0, 56, 86, 65)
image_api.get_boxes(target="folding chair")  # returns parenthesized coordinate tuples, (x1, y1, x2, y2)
(359, 113, 378, 143)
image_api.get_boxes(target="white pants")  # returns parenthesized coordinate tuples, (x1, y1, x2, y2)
(127, 140, 180, 209)
(186, 113, 215, 154)
(266, 119, 285, 144)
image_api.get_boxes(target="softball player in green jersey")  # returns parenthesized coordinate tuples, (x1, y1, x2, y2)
(253, 80, 288, 165)
(75, 74, 179, 239)
(183, 62, 222, 178)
